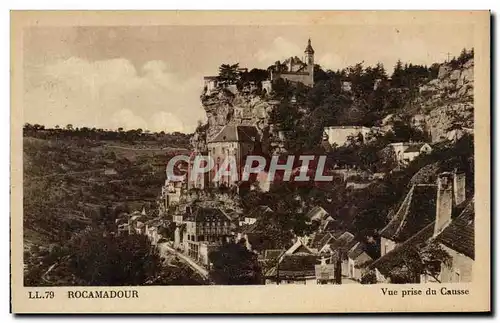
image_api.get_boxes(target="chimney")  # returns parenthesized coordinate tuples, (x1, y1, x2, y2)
(453, 170, 466, 206)
(434, 172, 453, 236)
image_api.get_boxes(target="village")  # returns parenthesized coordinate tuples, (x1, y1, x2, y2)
(112, 39, 475, 286)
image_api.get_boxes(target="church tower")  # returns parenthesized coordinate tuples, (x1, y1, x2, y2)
(304, 38, 315, 85)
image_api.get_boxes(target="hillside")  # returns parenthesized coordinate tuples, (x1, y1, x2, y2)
(191, 50, 474, 153)
(413, 58, 474, 141)
(186, 48, 475, 242)
(23, 137, 182, 249)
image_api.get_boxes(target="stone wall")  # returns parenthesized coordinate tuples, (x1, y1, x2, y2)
(324, 126, 372, 147)
(272, 71, 313, 87)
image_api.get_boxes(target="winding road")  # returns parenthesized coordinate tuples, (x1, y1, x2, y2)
(157, 243, 209, 279)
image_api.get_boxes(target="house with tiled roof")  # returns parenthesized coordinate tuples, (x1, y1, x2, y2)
(369, 171, 472, 283)
(402, 143, 432, 164)
(305, 206, 330, 222)
(379, 184, 438, 257)
(321, 218, 338, 232)
(368, 222, 436, 283)
(318, 231, 357, 277)
(263, 249, 285, 262)
(346, 242, 373, 281)
(259, 249, 285, 274)
(434, 200, 474, 283)
(388, 142, 433, 166)
(264, 238, 322, 284)
(235, 206, 275, 253)
(239, 205, 273, 227)
(312, 232, 336, 252)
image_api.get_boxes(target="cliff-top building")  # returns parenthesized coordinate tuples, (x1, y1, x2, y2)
(270, 38, 315, 87)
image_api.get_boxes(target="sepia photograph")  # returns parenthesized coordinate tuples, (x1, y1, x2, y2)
(10, 10, 490, 313)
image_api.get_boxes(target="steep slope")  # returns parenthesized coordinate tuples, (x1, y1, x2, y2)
(192, 87, 279, 152)
(415, 58, 474, 142)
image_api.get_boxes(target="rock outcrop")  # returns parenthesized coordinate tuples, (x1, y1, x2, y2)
(415, 58, 474, 142)
(192, 87, 280, 153)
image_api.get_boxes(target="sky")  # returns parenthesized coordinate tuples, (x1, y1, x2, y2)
(23, 24, 474, 133)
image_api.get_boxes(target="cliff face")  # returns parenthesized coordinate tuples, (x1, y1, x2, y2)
(415, 58, 474, 142)
(192, 88, 280, 153)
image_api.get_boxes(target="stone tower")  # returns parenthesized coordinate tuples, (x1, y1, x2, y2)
(304, 38, 315, 84)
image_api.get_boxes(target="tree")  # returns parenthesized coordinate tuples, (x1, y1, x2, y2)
(62, 230, 158, 285)
(66, 124, 73, 131)
(218, 63, 240, 83)
(428, 63, 440, 80)
(360, 270, 377, 284)
(208, 242, 262, 285)
(242, 68, 269, 85)
(391, 59, 404, 88)
(387, 241, 451, 284)
(418, 242, 452, 282)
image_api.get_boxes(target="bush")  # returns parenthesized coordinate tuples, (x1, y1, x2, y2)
(360, 270, 377, 284)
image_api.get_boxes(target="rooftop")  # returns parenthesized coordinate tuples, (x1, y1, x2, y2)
(246, 205, 273, 219)
(266, 254, 319, 279)
(347, 242, 365, 260)
(304, 38, 315, 54)
(329, 231, 356, 252)
(184, 207, 231, 223)
(404, 143, 430, 153)
(263, 249, 285, 261)
(305, 206, 329, 222)
(435, 200, 475, 259)
(316, 232, 336, 250)
(369, 221, 436, 277)
(380, 184, 437, 242)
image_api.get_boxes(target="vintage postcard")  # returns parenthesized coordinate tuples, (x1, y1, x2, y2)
(11, 11, 490, 313)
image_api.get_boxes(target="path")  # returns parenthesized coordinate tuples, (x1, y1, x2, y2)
(157, 243, 209, 279)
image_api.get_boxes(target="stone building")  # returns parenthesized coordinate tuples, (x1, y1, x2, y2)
(369, 170, 471, 283)
(160, 178, 183, 210)
(265, 239, 319, 285)
(207, 125, 260, 187)
(270, 39, 315, 87)
(433, 201, 474, 283)
(323, 126, 375, 148)
(388, 142, 433, 166)
(346, 242, 373, 281)
(183, 207, 232, 260)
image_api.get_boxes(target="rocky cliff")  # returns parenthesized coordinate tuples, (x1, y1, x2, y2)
(191, 57, 474, 151)
(414, 58, 474, 142)
(191, 87, 280, 153)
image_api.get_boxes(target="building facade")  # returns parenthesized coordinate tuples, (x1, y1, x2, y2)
(183, 207, 232, 260)
(207, 125, 259, 187)
(270, 39, 315, 87)
(323, 126, 375, 148)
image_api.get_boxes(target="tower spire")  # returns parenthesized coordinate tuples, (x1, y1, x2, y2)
(304, 38, 315, 54)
